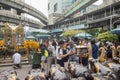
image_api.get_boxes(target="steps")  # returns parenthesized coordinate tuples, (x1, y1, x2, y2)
(0, 57, 30, 67)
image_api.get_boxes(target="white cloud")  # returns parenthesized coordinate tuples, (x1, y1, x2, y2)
(93, 0, 103, 5)
(25, 0, 48, 17)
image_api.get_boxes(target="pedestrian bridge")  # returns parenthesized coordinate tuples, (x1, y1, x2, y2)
(0, 0, 48, 25)
(64, 0, 97, 17)
(0, 10, 44, 28)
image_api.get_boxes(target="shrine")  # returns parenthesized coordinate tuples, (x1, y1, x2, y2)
(4, 23, 24, 47)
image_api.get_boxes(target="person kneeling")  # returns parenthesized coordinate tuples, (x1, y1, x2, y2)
(12, 50, 21, 69)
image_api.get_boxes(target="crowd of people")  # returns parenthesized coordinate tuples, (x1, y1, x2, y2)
(1, 37, 120, 80)
(29, 38, 120, 70)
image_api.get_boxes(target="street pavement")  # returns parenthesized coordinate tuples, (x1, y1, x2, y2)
(0, 65, 32, 80)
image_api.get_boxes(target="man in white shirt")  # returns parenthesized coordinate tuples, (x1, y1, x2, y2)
(12, 51, 21, 68)
(56, 40, 71, 67)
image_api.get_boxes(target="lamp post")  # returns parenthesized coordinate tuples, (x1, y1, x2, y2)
(110, 4, 112, 30)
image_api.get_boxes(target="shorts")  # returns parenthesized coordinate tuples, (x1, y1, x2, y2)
(57, 60, 64, 67)
(41, 56, 46, 61)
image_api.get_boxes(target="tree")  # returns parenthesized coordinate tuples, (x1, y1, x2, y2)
(97, 31, 119, 43)
(86, 28, 101, 37)
(62, 29, 84, 37)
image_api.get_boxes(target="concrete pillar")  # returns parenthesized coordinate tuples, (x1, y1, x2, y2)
(105, 10, 106, 17)
(54, 26, 56, 29)
(113, 7, 115, 14)
(74, 20, 75, 25)
(92, 14, 93, 20)
(68, 22, 70, 27)
(79, 19, 81, 24)
(66, 23, 68, 27)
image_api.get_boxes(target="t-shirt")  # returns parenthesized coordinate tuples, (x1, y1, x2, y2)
(12, 53, 21, 64)
(60, 48, 69, 62)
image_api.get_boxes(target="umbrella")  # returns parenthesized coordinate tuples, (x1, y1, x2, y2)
(35, 34, 50, 37)
(75, 33, 92, 39)
(110, 27, 120, 34)
(29, 29, 50, 34)
(59, 34, 63, 37)
(26, 36, 35, 39)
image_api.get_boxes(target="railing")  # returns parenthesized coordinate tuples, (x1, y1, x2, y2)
(0, 10, 43, 26)
(86, 0, 120, 14)
(13, 0, 47, 19)
(64, 0, 82, 14)
(0, 0, 48, 23)
(64, 0, 97, 17)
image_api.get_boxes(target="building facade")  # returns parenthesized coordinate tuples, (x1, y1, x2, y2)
(48, 0, 77, 14)
(48, 0, 77, 24)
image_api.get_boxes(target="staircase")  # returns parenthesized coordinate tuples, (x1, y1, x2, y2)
(0, 57, 30, 67)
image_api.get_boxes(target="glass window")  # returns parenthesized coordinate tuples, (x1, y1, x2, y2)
(54, 3, 58, 12)
(72, 0, 77, 3)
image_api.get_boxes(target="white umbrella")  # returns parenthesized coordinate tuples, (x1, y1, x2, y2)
(75, 33, 92, 39)
(35, 34, 50, 37)
(26, 36, 35, 39)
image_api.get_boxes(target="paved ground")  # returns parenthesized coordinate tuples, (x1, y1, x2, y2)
(0, 65, 32, 80)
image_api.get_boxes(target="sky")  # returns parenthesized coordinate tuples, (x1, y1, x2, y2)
(25, 0, 103, 17)
(94, 0, 103, 5)
(25, 0, 48, 17)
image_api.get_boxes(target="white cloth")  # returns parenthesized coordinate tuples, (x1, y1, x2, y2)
(48, 45, 54, 52)
(54, 46, 69, 60)
(12, 53, 21, 64)
(52, 46, 57, 55)
(54, 46, 61, 60)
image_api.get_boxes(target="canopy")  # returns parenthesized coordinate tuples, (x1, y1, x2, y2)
(26, 36, 35, 39)
(110, 27, 120, 34)
(35, 34, 50, 37)
(29, 29, 50, 34)
(59, 34, 63, 37)
(75, 33, 92, 39)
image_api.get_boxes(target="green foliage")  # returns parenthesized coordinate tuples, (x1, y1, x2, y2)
(86, 28, 101, 37)
(63, 29, 84, 37)
(97, 31, 119, 43)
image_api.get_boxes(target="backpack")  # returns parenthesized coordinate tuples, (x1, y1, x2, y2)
(44, 49, 49, 57)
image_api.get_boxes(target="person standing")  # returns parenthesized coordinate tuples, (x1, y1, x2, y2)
(41, 44, 48, 69)
(91, 40, 99, 59)
(57, 40, 71, 67)
(12, 50, 21, 69)
(68, 41, 79, 63)
(99, 43, 106, 62)
(32, 49, 41, 69)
